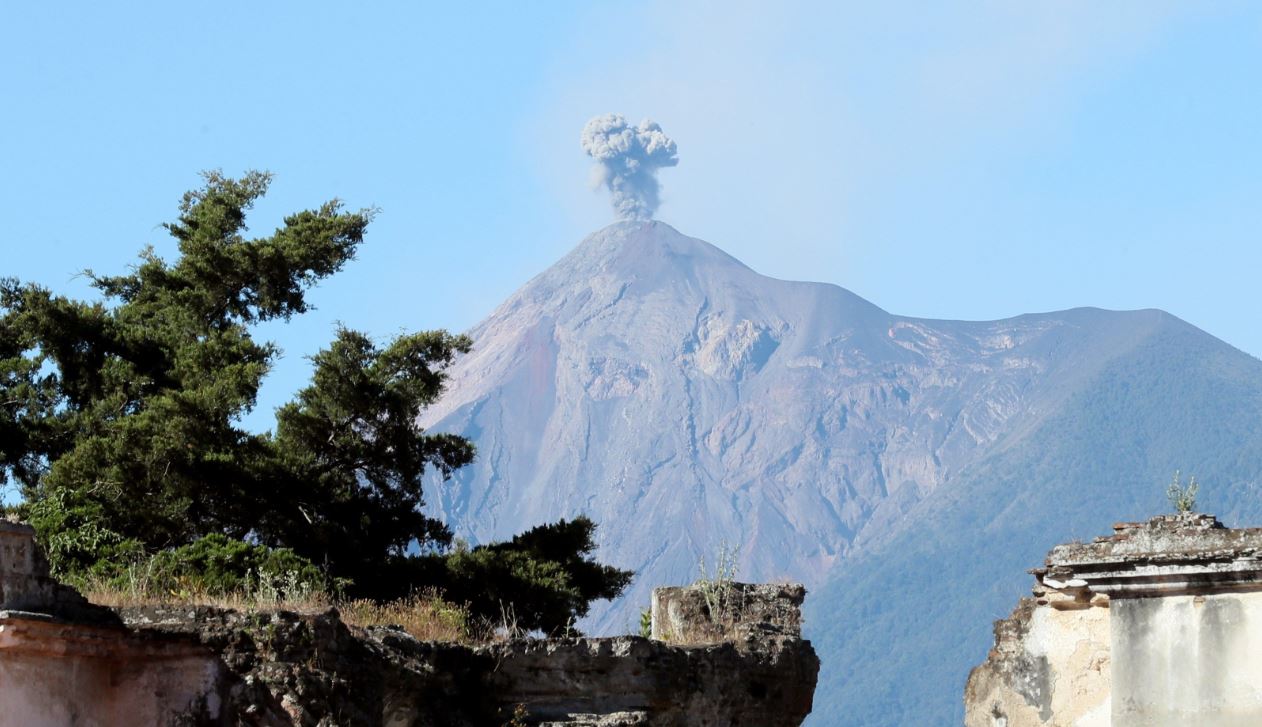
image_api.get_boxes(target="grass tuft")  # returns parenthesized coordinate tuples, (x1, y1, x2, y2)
(339, 590, 471, 643)
(82, 572, 475, 644)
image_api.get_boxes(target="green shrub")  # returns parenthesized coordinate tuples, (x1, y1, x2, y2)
(388, 516, 633, 635)
(23, 488, 145, 580)
(106, 533, 326, 599)
(1167, 470, 1199, 513)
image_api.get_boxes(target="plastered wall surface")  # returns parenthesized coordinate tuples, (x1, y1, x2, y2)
(964, 595, 1110, 727)
(1034, 601, 1111, 726)
(966, 514, 1262, 727)
(1112, 592, 1262, 727)
(0, 618, 222, 727)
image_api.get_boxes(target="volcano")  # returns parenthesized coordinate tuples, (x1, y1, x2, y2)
(421, 221, 1262, 725)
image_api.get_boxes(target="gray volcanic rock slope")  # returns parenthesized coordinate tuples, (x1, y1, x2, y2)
(424, 223, 1176, 611)
(423, 221, 1262, 723)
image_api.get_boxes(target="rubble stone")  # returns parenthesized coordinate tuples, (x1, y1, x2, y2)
(0, 523, 818, 726)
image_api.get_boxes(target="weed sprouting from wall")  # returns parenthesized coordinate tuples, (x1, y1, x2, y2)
(639, 607, 653, 638)
(697, 542, 740, 631)
(1167, 470, 1200, 513)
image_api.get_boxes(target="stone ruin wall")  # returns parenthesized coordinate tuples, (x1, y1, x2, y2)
(0, 616, 223, 726)
(0, 521, 819, 726)
(965, 588, 1112, 726)
(966, 512, 1262, 727)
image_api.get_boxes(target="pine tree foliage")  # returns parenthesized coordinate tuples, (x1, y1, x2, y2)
(0, 172, 631, 626)
(434, 516, 634, 633)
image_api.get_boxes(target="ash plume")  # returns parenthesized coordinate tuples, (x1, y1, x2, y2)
(581, 114, 678, 221)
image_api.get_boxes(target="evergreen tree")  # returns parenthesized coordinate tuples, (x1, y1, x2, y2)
(0, 172, 631, 626)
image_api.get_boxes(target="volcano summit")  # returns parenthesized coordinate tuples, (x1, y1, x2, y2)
(421, 220, 1262, 725)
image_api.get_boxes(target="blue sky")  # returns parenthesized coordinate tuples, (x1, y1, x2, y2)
(3, 2, 1260, 431)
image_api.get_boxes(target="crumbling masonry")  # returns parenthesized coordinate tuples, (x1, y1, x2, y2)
(0, 520, 818, 726)
(966, 512, 1262, 727)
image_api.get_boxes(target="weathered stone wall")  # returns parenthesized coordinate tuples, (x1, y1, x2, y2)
(111, 603, 819, 726)
(0, 615, 223, 727)
(964, 595, 1110, 727)
(480, 635, 814, 725)
(0, 521, 117, 623)
(651, 582, 805, 644)
(966, 513, 1262, 727)
(0, 524, 818, 726)
(1112, 592, 1262, 726)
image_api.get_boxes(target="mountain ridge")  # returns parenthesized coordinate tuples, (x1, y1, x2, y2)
(418, 221, 1262, 723)
(420, 221, 1196, 572)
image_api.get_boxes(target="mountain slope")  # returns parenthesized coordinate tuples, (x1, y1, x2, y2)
(807, 319, 1262, 725)
(419, 221, 1262, 722)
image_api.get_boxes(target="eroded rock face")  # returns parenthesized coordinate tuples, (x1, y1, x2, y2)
(0, 525, 818, 726)
(115, 602, 818, 726)
(488, 582, 816, 726)
(651, 582, 805, 644)
(117, 606, 491, 727)
(966, 513, 1262, 727)
(482, 633, 817, 727)
(2, 601, 818, 727)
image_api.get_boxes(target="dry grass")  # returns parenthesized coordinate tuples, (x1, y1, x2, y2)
(82, 580, 333, 612)
(82, 574, 474, 644)
(80, 563, 332, 613)
(339, 590, 471, 643)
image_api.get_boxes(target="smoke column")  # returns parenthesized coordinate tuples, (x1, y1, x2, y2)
(580, 114, 678, 221)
